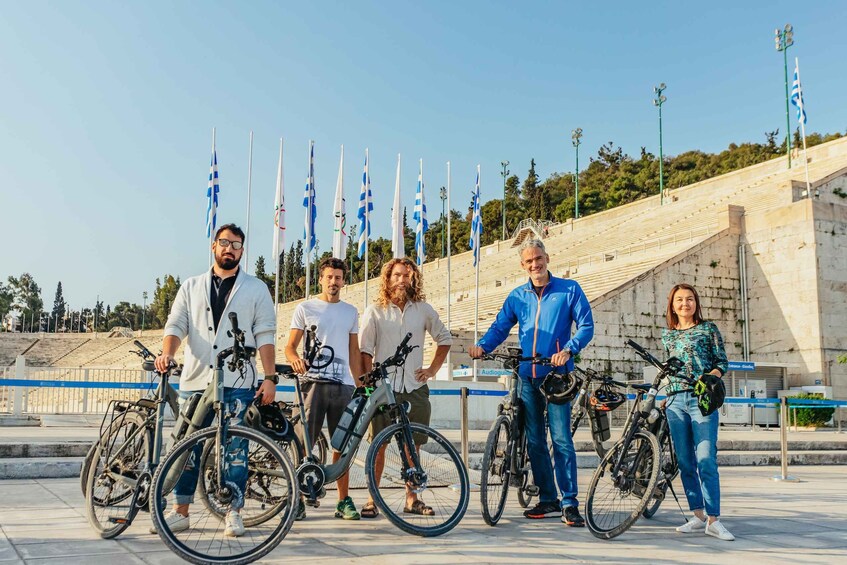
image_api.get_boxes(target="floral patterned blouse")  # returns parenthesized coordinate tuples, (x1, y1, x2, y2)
(661, 321, 728, 394)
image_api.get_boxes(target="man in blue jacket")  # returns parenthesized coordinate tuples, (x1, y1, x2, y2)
(469, 238, 594, 526)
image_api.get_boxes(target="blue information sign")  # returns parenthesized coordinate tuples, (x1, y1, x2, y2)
(728, 361, 755, 372)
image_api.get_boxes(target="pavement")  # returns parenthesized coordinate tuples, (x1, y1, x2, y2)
(1, 465, 846, 564)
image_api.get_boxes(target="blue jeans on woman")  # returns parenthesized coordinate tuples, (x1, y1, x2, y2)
(173, 387, 255, 509)
(666, 390, 721, 516)
(519, 377, 578, 508)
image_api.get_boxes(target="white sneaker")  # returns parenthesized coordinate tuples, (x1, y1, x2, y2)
(150, 511, 190, 534)
(675, 516, 706, 533)
(705, 519, 735, 541)
(224, 510, 245, 537)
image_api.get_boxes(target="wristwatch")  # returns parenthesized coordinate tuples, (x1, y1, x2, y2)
(263, 373, 279, 385)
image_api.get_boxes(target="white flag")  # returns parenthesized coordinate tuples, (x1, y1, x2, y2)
(391, 154, 404, 258)
(332, 145, 347, 259)
(272, 139, 286, 260)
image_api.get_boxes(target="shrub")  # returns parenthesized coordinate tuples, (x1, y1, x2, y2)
(785, 393, 835, 427)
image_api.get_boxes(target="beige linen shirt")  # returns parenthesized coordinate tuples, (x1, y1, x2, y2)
(359, 300, 452, 393)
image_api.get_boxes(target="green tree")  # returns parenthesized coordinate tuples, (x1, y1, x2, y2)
(51, 282, 66, 333)
(254, 255, 274, 296)
(521, 159, 543, 220)
(151, 275, 181, 328)
(0, 282, 13, 327)
(8, 273, 43, 332)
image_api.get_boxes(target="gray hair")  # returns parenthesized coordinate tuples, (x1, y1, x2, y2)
(518, 238, 546, 256)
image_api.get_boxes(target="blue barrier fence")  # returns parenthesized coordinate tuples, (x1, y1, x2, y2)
(2, 379, 845, 407)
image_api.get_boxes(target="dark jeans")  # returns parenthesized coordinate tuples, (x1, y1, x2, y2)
(173, 387, 254, 509)
(519, 377, 578, 508)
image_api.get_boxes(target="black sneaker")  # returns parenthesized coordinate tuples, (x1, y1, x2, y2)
(523, 500, 561, 519)
(562, 505, 584, 527)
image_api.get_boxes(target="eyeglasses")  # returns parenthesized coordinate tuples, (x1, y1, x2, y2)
(217, 238, 243, 250)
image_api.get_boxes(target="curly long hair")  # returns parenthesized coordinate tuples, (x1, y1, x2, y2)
(376, 257, 426, 306)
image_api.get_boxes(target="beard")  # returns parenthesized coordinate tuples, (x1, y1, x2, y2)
(391, 284, 413, 302)
(215, 253, 240, 270)
(324, 285, 340, 296)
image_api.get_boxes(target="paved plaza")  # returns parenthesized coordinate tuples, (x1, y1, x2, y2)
(0, 465, 845, 564)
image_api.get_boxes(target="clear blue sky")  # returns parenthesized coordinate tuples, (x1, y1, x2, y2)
(2, 1, 846, 309)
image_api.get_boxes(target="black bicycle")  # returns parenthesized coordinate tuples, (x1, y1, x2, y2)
(584, 339, 691, 539)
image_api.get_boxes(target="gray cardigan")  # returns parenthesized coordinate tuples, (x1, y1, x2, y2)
(164, 268, 276, 391)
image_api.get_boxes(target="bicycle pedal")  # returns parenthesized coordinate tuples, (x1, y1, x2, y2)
(525, 485, 540, 496)
(108, 517, 130, 524)
(305, 499, 320, 508)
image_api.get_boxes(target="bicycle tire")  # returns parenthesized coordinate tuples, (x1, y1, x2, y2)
(585, 430, 660, 540)
(80, 409, 150, 498)
(314, 431, 329, 464)
(516, 435, 535, 509)
(480, 415, 511, 525)
(643, 426, 675, 519)
(151, 425, 297, 565)
(84, 411, 151, 539)
(366, 422, 469, 537)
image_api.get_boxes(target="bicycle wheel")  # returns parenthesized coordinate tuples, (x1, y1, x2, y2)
(315, 431, 330, 464)
(151, 426, 297, 565)
(366, 422, 469, 537)
(516, 435, 535, 509)
(480, 415, 511, 525)
(198, 433, 296, 527)
(643, 428, 674, 519)
(585, 430, 660, 540)
(84, 411, 151, 539)
(81, 409, 151, 497)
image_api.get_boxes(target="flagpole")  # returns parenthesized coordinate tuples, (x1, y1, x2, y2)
(305, 140, 313, 301)
(446, 161, 452, 381)
(473, 164, 480, 383)
(243, 131, 254, 273)
(795, 57, 812, 198)
(274, 138, 283, 314)
(364, 148, 370, 307)
(209, 127, 216, 269)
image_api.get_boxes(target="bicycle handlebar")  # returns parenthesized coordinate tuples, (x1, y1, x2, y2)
(626, 339, 695, 385)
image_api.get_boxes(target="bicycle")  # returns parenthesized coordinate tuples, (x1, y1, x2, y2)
(584, 339, 692, 540)
(148, 313, 298, 565)
(281, 330, 470, 537)
(478, 349, 621, 525)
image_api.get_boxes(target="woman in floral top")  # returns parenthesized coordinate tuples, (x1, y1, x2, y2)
(661, 283, 734, 541)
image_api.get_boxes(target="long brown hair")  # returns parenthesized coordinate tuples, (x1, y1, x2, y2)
(376, 257, 426, 306)
(666, 283, 703, 329)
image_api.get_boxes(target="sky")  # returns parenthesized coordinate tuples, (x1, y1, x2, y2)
(2, 1, 846, 309)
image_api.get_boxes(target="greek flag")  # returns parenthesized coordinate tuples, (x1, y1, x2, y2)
(205, 146, 219, 238)
(303, 141, 316, 254)
(469, 167, 482, 267)
(413, 159, 428, 265)
(357, 151, 373, 259)
(790, 62, 807, 125)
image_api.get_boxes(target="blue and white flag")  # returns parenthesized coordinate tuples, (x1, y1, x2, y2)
(469, 167, 482, 267)
(357, 150, 373, 259)
(413, 159, 428, 265)
(790, 61, 807, 125)
(303, 141, 316, 254)
(205, 145, 220, 238)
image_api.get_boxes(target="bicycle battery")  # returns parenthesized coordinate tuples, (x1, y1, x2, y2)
(590, 408, 611, 442)
(171, 392, 202, 443)
(331, 395, 366, 452)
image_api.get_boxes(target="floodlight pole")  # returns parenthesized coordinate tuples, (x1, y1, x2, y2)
(775, 24, 794, 168)
(500, 161, 509, 240)
(653, 84, 668, 205)
(571, 128, 582, 218)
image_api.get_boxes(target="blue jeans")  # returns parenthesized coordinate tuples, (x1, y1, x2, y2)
(666, 391, 721, 516)
(519, 377, 578, 508)
(174, 387, 255, 509)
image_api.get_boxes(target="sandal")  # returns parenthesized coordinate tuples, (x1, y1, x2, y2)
(403, 499, 434, 516)
(361, 501, 379, 519)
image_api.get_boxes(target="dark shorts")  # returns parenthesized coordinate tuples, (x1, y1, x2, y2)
(296, 381, 355, 449)
(368, 384, 431, 445)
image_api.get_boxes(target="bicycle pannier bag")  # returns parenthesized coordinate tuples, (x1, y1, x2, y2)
(331, 395, 366, 452)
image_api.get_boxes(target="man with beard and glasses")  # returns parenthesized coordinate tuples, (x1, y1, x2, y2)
(357, 257, 452, 518)
(152, 223, 277, 538)
(285, 257, 363, 521)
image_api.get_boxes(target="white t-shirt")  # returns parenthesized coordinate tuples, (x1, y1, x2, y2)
(290, 298, 358, 386)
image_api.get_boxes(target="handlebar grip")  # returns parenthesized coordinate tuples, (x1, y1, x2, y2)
(228, 312, 240, 333)
(399, 332, 413, 350)
(133, 340, 146, 350)
(625, 339, 645, 353)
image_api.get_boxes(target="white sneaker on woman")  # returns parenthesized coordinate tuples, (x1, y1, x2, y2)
(705, 519, 735, 541)
(675, 516, 706, 533)
(224, 510, 245, 537)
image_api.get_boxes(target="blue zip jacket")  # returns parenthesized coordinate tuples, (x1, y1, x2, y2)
(477, 275, 594, 379)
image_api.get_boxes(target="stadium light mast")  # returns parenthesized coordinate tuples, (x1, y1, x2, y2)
(141, 291, 147, 336)
(775, 24, 794, 168)
(500, 161, 510, 240)
(653, 84, 668, 205)
(439, 186, 447, 258)
(571, 128, 582, 218)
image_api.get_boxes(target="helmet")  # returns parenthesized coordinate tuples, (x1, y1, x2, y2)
(244, 401, 291, 440)
(590, 386, 626, 412)
(693, 374, 726, 416)
(541, 370, 580, 405)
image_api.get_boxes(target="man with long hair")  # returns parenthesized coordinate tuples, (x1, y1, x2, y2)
(358, 257, 452, 518)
